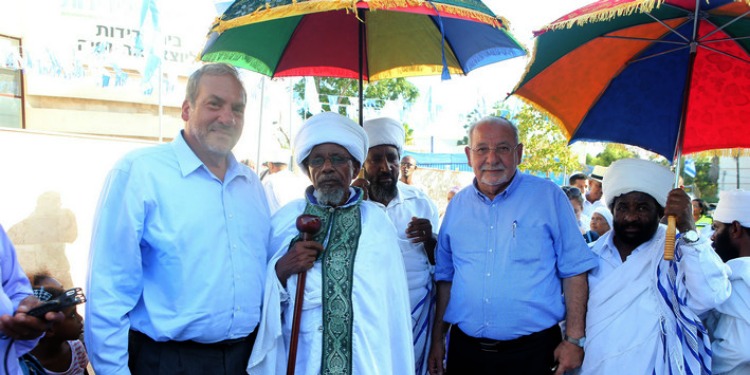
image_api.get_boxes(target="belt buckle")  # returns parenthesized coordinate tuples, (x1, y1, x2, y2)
(478, 340, 499, 352)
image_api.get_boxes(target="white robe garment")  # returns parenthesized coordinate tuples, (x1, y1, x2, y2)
(582, 225, 731, 374)
(370, 181, 439, 375)
(248, 198, 415, 375)
(705, 257, 750, 375)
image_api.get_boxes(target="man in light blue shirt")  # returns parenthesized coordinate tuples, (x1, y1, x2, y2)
(428, 117, 597, 375)
(85, 63, 271, 375)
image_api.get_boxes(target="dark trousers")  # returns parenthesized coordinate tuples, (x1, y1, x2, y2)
(447, 325, 562, 375)
(128, 329, 257, 375)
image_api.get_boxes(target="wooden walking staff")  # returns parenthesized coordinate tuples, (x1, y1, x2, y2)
(288, 214, 322, 375)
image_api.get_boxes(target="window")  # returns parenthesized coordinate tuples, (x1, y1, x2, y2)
(0, 35, 23, 129)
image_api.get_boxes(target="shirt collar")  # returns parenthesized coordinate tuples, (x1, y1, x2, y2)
(171, 130, 249, 182)
(470, 168, 522, 203)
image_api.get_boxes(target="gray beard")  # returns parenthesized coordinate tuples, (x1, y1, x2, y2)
(369, 181, 397, 203)
(316, 186, 347, 206)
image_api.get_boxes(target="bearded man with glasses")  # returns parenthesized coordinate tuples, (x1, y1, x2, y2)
(428, 116, 597, 375)
(248, 112, 414, 375)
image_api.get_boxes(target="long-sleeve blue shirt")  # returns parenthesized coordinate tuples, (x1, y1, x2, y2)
(1, 225, 39, 375)
(435, 171, 597, 341)
(85, 132, 271, 375)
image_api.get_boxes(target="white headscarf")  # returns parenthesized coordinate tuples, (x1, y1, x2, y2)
(714, 189, 750, 227)
(593, 206, 613, 229)
(603, 158, 674, 208)
(293, 112, 368, 172)
(363, 117, 404, 156)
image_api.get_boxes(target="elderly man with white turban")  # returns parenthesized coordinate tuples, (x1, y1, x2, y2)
(247, 112, 414, 375)
(581, 158, 731, 375)
(704, 189, 750, 375)
(360, 117, 439, 375)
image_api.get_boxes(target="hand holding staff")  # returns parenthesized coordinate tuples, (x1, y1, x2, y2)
(286, 214, 322, 375)
(663, 188, 696, 260)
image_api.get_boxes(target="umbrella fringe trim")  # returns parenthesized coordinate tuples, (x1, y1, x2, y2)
(542, 0, 665, 32)
(212, 0, 504, 33)
(510, 94, 572, 140)
(692, 149, 750, 158)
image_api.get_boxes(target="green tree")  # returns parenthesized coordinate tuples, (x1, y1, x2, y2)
(586, 144, 636, 167)
(456, 108, 483, 146)
(294, 77, 419, 118)
(681, 155, 719, 202)
(507, 105, 581, 177)
(403, 123, 415, 146)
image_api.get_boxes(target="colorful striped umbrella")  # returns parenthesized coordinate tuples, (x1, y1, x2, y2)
(199, 0, 525, 123)
(512, 0, 750, 163)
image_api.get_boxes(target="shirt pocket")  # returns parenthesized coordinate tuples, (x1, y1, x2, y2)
(510, 225, 545, 262)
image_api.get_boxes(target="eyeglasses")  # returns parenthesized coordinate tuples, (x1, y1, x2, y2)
(469, 144, 518, 156)
(308, 155, 351, 168)
(400, 162, 415, 168)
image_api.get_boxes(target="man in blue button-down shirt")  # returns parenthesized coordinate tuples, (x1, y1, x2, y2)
(428, 117, 597, 375)
(85, 63, 271, 375)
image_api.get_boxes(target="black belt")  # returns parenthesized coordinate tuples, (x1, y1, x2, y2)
(453, 324, 560, 353)
(129, 329, 256, 350)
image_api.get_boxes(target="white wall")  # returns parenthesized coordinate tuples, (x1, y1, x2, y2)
(0, 129, 152, 295)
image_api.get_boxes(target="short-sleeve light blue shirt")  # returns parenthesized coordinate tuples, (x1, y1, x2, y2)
(435, 170, 597, 340)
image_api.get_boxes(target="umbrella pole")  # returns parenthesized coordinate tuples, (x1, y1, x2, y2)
(358, 8, 365, 126)
(665, 2, 700, 260)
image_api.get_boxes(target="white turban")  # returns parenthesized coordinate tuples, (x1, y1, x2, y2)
(266, 148, 292, 164)
(713, 189, 750, 227)
(293, 112, 368, 171)
(363, 117, 404, 156)
(603, 158, 674, 208)
(593, 206, 613, 229)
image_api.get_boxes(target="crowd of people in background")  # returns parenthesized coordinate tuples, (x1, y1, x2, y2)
(2, 63, 749, 375)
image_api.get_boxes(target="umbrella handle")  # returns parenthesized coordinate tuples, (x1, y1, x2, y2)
(664, 215, 676, 260)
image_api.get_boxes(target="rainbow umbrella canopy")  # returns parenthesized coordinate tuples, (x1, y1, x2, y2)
(199, 0, 525, 123)
(512, 0, 750, 163)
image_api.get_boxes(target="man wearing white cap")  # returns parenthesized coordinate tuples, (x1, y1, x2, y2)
(262, 148, 308, 214)
(247, 112, 414, 375)
(361, 117, 439, 375)
(582, 165, 606, 217)
(581, 158, 731, 374)
(704, 189, 750, 375)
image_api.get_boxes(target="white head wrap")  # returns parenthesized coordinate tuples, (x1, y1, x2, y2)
(363, 117, 404, 156)
(593, 206, 613, 229)
(266, 148, 292, 164)
(603, 158, 674, 208)
(293, 112, 368, 172)
(714, 189, 750, 227)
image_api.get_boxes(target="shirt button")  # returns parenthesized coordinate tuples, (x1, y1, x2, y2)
(489, 249, 493, 253)
(486, 273, 491, 277)
(490, 226, 494, 229)
(236, 306, 241, 311)
(318, 326, 323, 332)
(484, 298, 489, 303)
(229, 214, 234, 219)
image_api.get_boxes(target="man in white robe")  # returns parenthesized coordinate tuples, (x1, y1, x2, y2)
(361, 117, 439, 375)
(581, 158, 731, 374)
(704, 189, 750, 375)
(262, 148, 308, 214)
(248, 112, 414, 375)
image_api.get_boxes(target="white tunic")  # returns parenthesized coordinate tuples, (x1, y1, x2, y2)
(582, 225, 731, 374)
(705, 258, 750, 375)
(262, 169, 309, 214)
(369, 182, 439, 375)
(248, 198, 415, 375)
